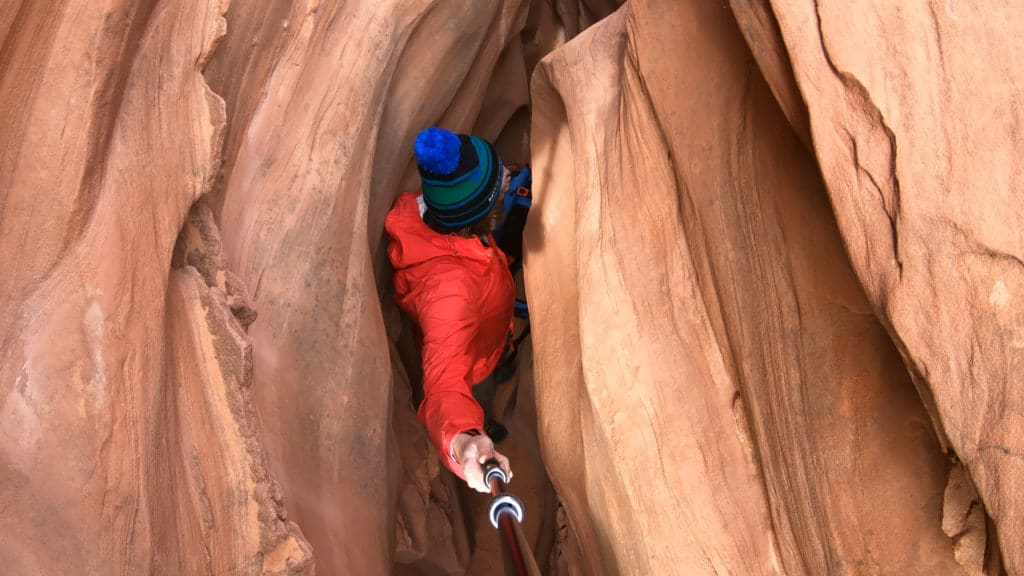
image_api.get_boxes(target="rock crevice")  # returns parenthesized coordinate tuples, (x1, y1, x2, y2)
(1, 1, 1019, 575)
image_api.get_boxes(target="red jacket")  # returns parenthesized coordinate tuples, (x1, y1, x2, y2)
(385, 193, 514, 476)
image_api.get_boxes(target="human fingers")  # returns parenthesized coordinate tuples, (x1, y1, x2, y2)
(482, 451, 512, 484)
(496, 452, 512, 483)
(464, 459, 489, 493)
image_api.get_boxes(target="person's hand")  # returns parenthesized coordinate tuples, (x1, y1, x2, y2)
(452, 432, 512, 493)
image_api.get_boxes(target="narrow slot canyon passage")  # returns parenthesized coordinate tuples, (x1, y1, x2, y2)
(0, 1, 1021, 576)
(379, 5, 592, 573)
(201, 2, 614, 574)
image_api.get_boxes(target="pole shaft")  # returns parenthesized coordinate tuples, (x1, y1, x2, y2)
(499, 513, 530, 575)
(485, 460, 541, 576)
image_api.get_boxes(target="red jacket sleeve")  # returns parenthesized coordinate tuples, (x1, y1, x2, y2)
(416, 279, 485, 478)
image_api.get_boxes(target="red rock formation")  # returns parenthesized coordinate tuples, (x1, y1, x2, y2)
(531, 10, 785, 573)
(732, 1, 1022, 573)
(166, 203, 312, 575)
(2, 0, 1019, 574)
(527, 0, 1006, 573)
(0, 1, 309, 573)
(209, 1, 552, 574)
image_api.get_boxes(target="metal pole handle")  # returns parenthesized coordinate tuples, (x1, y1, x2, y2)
(482, 459, 540, 576)
(485, 460, 509, 491)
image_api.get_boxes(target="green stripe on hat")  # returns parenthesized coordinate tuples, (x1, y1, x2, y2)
(422, 137, 493, 207)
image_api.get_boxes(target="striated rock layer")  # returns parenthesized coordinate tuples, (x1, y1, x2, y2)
(1, 0, 1020, 574)
(207, 1, 558, 574)
(732, 2, 1023, 572)
(1, 1, 564, 574)
(527, 0, 1014, 574)
(0, 1, 310, 574)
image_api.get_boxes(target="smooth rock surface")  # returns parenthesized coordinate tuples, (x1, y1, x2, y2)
(210, 1, 553, 574)
(2, 0, 1019, 574)
(0, 1, 311, 573)
(735, 1, 1022, 572)
(527, 1, 976, 573)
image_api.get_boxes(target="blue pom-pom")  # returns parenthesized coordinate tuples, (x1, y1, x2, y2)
(415, 127, 461, 175)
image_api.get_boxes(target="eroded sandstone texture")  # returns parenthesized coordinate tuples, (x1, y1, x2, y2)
(207, 1, 555, 574)
(1, 0, 1019, 575)
(0, 1, 309, 574)
(734, 2, 1023, 572)
(527, 0, 1016, 574)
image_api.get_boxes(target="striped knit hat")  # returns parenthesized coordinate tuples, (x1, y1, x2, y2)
(414, 127, 505, 228)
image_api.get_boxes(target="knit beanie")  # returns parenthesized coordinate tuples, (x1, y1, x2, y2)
(414, 127, 505, 228)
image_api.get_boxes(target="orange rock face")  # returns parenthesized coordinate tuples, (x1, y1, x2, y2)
(734, 2, 1022, 572)
(528, 1, 1014, 574)
(208, 1, 549, 574)
(0, 1, 309, 574)
(1, 0, 1019, 575)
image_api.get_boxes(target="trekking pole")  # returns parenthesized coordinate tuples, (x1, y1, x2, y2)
(484, 459, 542, 576)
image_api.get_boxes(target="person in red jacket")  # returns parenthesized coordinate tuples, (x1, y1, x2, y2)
(385, 127, 515, 492)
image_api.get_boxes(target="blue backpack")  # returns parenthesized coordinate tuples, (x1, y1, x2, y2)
(494, 166, 532, 277)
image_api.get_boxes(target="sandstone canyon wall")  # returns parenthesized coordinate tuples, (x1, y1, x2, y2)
(0, 1, 311, 574)
(0, 1, 1019, 575)
(528, 1, 1019, 574)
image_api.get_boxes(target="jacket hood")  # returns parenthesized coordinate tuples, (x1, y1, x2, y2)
(385, 193, 494, 270)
